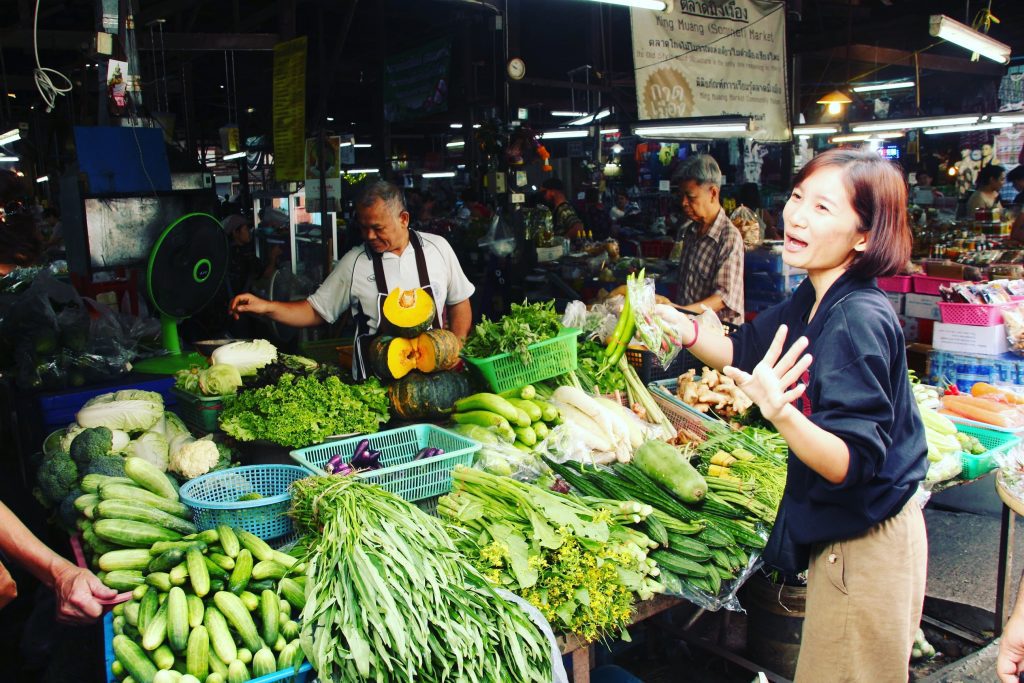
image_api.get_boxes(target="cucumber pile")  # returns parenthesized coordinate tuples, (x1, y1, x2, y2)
(75, 458, 196, 590)
(109, 525, 308, 683)
(450, 385, 560, 451)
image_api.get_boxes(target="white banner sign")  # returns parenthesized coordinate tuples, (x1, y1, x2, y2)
(631, 1, 789, 142)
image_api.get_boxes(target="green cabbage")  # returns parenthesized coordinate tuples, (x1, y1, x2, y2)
(211, 339, 278, 376)
(199, 364, 243, 396)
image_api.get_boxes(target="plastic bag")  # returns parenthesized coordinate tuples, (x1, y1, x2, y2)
(628, 274, 682, 368)
(730, 205, 762, 248)
(478, 214, 517, 257)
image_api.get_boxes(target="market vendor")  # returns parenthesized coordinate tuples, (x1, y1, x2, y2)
(678, 148, 927, 682)
(229, 181, 474, 379)
(966, 164, 1007, 214)
(539, 177, 585, 239)
(672, 155, 744, 325)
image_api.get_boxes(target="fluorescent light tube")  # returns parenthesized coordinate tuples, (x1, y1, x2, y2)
(851, 81, 915, 93)
(342, 168, 379, 175)
(793, 125, 840, 135)
(851, 115, 979, 132)
(0, 129, 21, 146)
(423, 171, 456, 178)
(551, 111, 586, 118)
(634, 122, 748, 136)
(923, 122, 1010, 135)
(930, 14, 1011, 64)
(588, 0, 666, 9)
(539, 129, 591, 140)
(446, 140, 465, 149)
(223, 151, 246, 161)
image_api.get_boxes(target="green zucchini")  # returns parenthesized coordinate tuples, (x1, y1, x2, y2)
(99, 483, 190, 519)
(216, 526, 240, 558)
(124, 457, 180, 499)
(94, 519, 182, 548)
(228, 549, 252, 594)
(99, 549, 154, 572)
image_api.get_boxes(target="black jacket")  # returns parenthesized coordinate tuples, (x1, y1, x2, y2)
(731, 270, 928, 546)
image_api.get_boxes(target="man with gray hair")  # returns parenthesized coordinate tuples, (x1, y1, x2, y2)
(230, 180, 475, 378)
(673, 154, 744, 325)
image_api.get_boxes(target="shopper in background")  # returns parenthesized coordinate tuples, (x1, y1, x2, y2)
(679, 148, 927, 682)
(672, 154, 744, 325)
(539, 177, 585, 239)
(967, 164, 1007, 214)
(229, 181, 474, 379)
(0, 501, 114, 623)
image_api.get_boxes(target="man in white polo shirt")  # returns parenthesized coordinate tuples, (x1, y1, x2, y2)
(229, 181, 474, 379)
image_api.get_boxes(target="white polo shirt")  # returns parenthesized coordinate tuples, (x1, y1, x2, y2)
(306, 231, 474, 333)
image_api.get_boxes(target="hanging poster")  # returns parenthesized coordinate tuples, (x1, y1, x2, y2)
(631, 1, 789, 142)
(383, 38, 452, 123)
(273, 37, 307, 181)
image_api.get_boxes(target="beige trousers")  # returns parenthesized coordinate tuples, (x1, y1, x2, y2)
(794, 500, 928, 683)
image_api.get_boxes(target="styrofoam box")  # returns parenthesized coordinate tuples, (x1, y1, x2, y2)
(905, 293, 942, 321)
(933, 322, 1009, 356)
(885, 292, 905, 315)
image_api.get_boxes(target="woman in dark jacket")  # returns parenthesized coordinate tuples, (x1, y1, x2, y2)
(680, 148, 928, 682)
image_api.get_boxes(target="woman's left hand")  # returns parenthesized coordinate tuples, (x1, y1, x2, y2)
(723, 325, 814, 422)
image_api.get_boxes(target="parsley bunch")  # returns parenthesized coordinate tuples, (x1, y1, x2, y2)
(219, 374, 389, 447)
(462, 300, 562, 363)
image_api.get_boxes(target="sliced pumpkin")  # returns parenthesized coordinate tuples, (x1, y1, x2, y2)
(415, 329, 461, 373)
(382, 288, 435, 338)
(368, 335, 418, 381)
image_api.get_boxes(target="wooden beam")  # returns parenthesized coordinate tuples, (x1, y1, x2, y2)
(799, 44, 1003, 76)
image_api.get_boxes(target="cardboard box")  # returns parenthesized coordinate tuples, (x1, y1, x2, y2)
(932, 322, 1009, 356)
(885, 292, 905, 315)
(905, 293, 942, 321)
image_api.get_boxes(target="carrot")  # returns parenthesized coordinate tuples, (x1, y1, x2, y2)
(941, 394, 1021, 428)
(970, 382, 1024, 405)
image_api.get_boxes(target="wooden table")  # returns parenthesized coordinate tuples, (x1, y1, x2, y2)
(556, 594, 686, 683)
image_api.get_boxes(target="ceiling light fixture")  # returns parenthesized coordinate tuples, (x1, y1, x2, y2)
(586, 0, 667, 10)
(539, 129, 592, 140)
(816, 90, 852, 115)
(633, 117, 750, 137)
(929, 14, 1011, 64)
(792, 124, 840, 135)
(223, 151, 246, 161)
(851, 115, 980, 133)
(851, 81, 916, 93)
(923, 122, 1010, 135)
(423, 171, 456, 178)
(0, 129, 21, 146)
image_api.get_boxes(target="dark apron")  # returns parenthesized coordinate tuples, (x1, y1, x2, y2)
(352, 231, 441, 380)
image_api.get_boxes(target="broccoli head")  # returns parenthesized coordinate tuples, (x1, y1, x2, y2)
(69, 426, 113, 466)
(37, 451, 78, 506)
(57, 487, 83, 532)
(83, 453, 127, 478)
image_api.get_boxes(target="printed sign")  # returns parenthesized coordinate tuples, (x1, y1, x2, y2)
(631, 1, 789, 142)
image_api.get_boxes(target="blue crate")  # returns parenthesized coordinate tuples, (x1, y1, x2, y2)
(103, 612, 313, 683)
(38, 376, 176, 431)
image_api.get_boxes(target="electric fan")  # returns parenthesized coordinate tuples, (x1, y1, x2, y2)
(133, 213, 229, 374)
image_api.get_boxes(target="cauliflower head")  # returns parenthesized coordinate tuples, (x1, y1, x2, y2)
(169, 438, 221, 479)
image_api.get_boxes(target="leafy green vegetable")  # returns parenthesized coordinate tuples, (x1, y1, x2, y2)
(219, 374, 389, 447)
(462, 300, 562, 363)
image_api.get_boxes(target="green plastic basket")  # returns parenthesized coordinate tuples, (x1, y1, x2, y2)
(463, 327, 581, 394)
(170, 386, 230, 434)
(958, 424, 1021, 480)
(289, 424, 480, 503)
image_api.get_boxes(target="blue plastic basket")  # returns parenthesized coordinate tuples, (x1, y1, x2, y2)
(103, 612, 313, 683)
(177, 465, 309, 544)
(290, 424, 481, 503)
